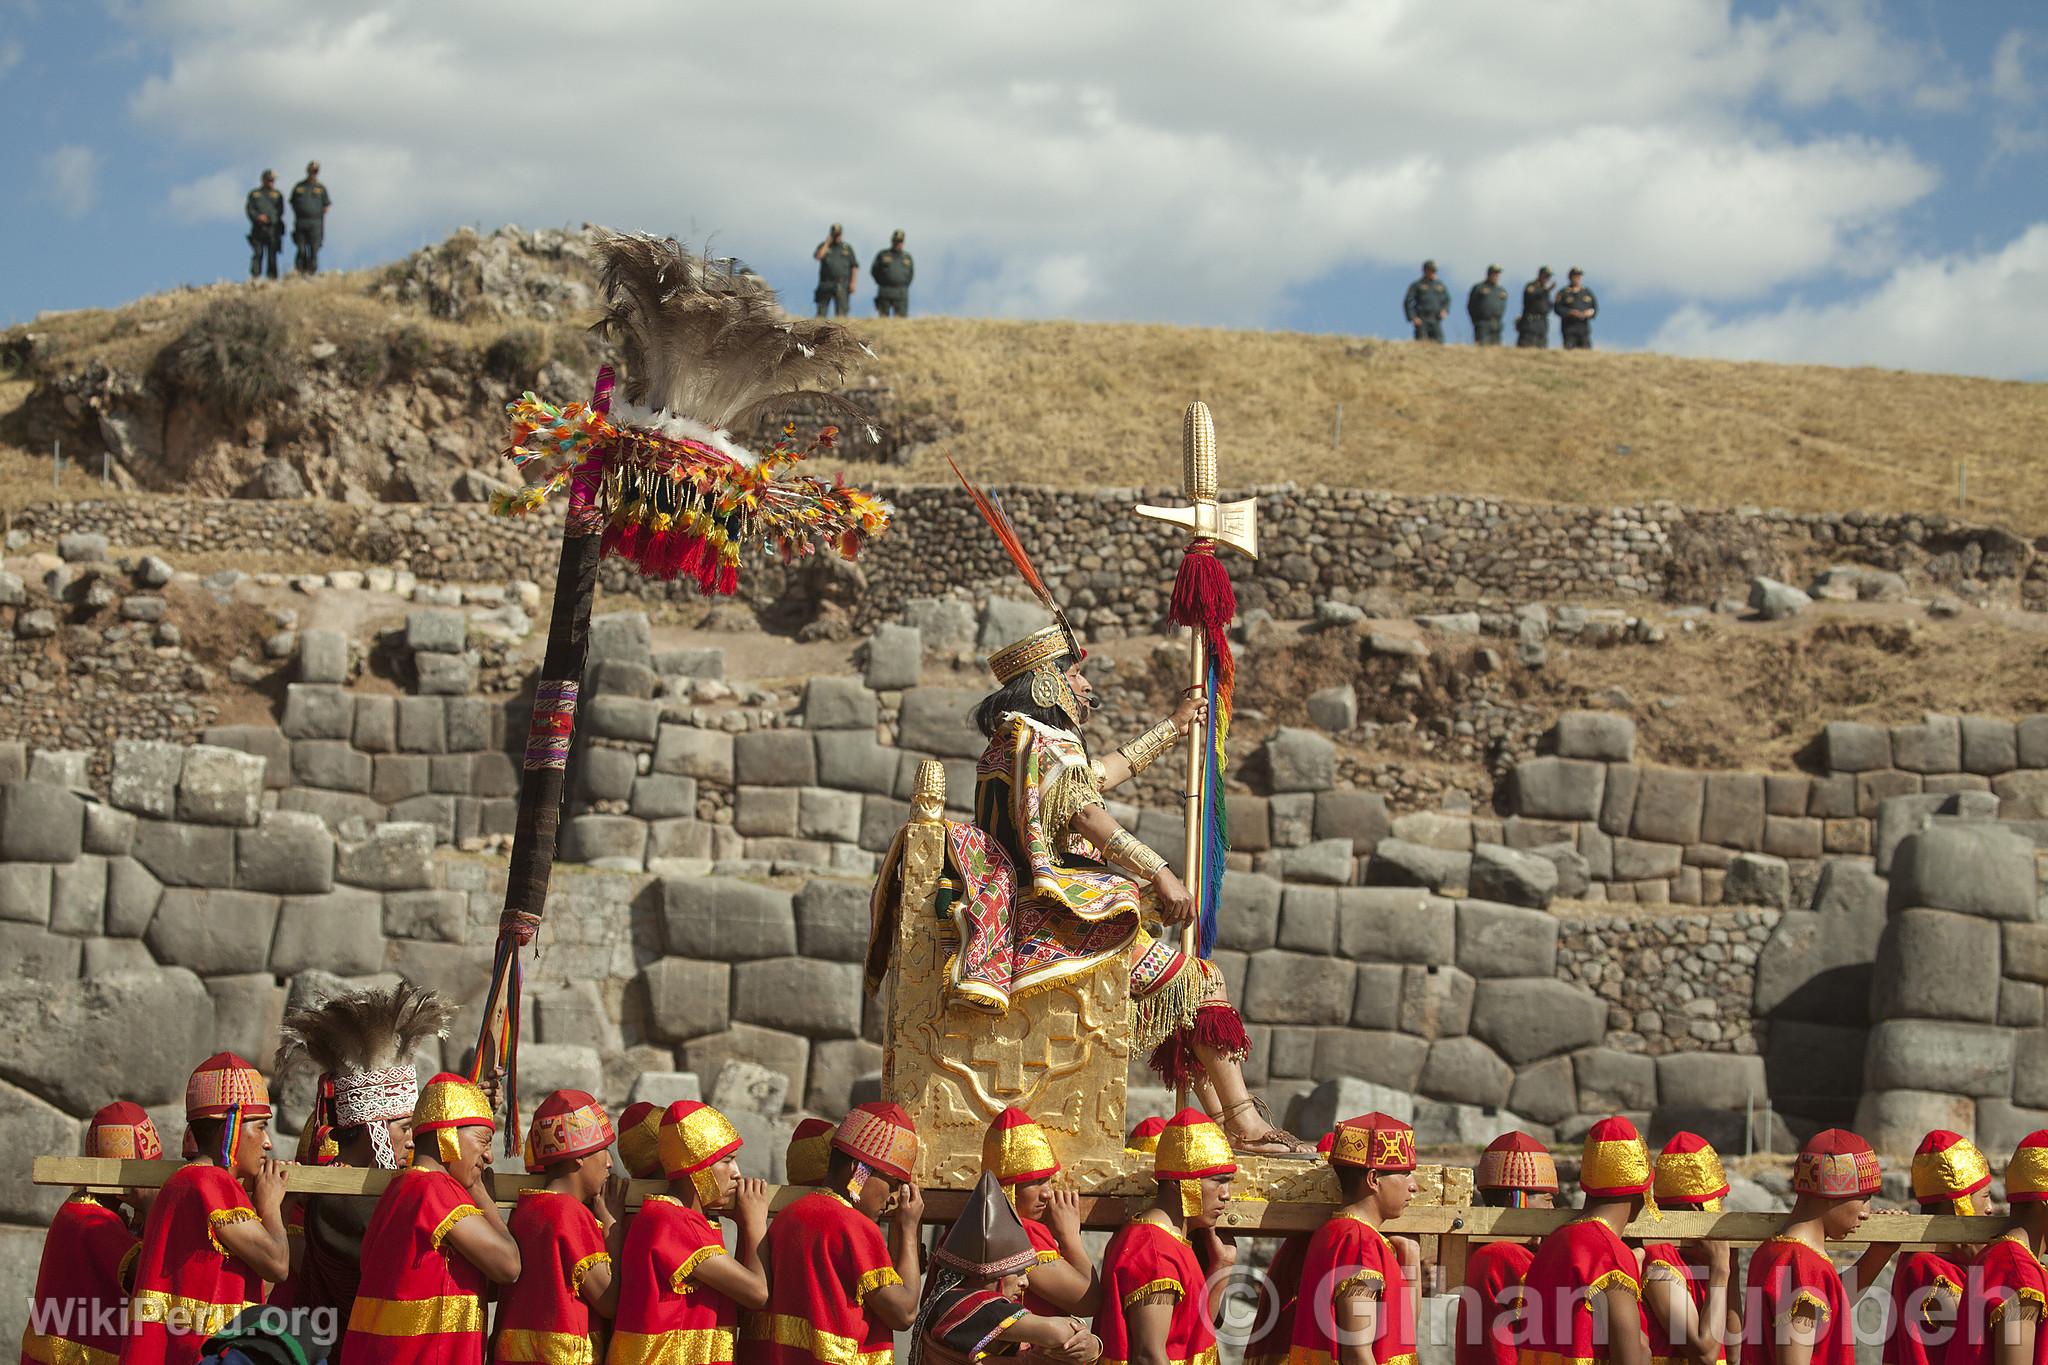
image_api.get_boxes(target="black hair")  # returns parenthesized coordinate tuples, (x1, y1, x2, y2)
(1479, 1188, 1521, 1208)
(188, 1117, 225, 1156)
(973, 675, 1086, 755)
(1337, 1166, 1382, 1202)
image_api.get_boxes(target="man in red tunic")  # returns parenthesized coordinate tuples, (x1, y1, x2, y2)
(23, 1103, 163, 1365)
(1456, 1131, 1558, 1365)
(1517, 1116, 1651, 1365)
(784, 1119, 834, 1189)
(498, 1090, 624, 1365)
(1641, 1133, 1733, 1365)
(1284, 1110, 1420, 1365)
(616, 1103, 663, 1182)
(342, 1073, 521, 1365)
(910, 1170, 1100, 1365)
(1890, 1131, 1988, 1365)
(1091, 1108, 1237, 1365)
(1944, 1129, 2048, 1365)
(1742, 1129, 1894, 1365)
(981, 1106, 1098, 1318)
(744, 1101, 924, 1365)
(610, 1101, 770, 1365)
(122, 1053, 290, 1365)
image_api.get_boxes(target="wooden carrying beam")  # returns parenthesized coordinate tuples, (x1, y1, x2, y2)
(30, 1158, 2003, 1245)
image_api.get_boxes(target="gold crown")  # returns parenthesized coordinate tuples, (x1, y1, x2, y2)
(659, 1103, 743, 1177)
(1154, 1112, 1236, 1182)
(1655, 1148, 1729, 1204)
(987, 625, 1073, 686)
(414, 1074, 495, 1133)
(1912, 1138, 1989, 1203)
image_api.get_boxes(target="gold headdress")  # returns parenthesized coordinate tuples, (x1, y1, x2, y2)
(275, 982, 454, 1169)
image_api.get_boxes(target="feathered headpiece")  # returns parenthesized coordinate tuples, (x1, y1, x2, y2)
(275, 982, 454, 1169)
(492, 232, 891, 594)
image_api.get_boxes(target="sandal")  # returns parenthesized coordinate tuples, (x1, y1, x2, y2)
(1213, 1097, 1314, 1156)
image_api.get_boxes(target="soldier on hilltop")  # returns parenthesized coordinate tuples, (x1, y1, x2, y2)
(1467, 264, 1507, 346)
(813, 223, 859, 317)
(871, 229, 914, 316)
(1557, 267, 1599, 349)
(1403, 259, 1451, 342)
(1516, 266, 1554, 348)
(290, 161, 332, 275)
(244, 170, 284, 281)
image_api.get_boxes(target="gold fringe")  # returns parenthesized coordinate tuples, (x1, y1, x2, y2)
(1131, 957, 1210, 1051)
(1123, 1278, 1184, 1309)
(1038, 763, 1105, 850)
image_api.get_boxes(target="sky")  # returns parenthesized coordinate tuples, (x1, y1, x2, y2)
(1, 0, 2044, 380)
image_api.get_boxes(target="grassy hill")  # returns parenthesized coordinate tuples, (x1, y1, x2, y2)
(6, 242, 2046, 528)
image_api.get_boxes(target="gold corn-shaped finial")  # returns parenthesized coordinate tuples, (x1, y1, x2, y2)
(1183, 401, 1217, 502)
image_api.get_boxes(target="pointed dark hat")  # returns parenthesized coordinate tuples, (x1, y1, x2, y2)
(933, 1170, 1038, 1278)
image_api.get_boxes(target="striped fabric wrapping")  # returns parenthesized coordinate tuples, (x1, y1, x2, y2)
(523, 680, 579, 771)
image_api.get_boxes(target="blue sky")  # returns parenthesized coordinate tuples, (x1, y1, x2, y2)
(2, 0, 2044, 378)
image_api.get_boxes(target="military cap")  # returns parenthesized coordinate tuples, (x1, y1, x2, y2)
(1568, 267, 1584, 277)
(830, 222, 843, 233)
(1422, 259, 1436, 270)
(261, 169, 276, 181)
(1537, 266, 1553, 278)
(1486, 263, 1501, 273)
(307, 160, 319, 173)
(892, 229, 905, 242)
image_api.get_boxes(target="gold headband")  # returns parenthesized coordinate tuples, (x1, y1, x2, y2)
(987, 625, 1072, 685)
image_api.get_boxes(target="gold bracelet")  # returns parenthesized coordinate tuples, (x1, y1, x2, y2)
(1118, 719, 1180, 776)
(1104, 829, 1167, 882)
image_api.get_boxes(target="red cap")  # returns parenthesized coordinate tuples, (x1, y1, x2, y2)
(185, 1052, 271, 1121)
(787, 1117, 836, 1187)
(1655, 1131, 1729, 1207)
(659, 1101, 743, 1180)
(1579, 1116, 1654, 1198)
(832, 1102, 919, 1183)
(1315, 1131, 1334, 1155)
(1793, 1128, 1881, 1199)
(983, 1106, 1060, 1185)
(1329, 1112, 1416, 1172)
(85, 1102, 163, 1162)
(1477, 1131, 1558, 1193)
(2008, 1131, 2048, 1203)
(1126, 1116, 1167, 1153)
(524, 1090, 614, 1173)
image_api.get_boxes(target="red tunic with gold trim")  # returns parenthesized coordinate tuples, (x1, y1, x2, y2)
(1285, 1214, 1413, 1365)
(342, 1169, 485, 1365)
(1885, 1250, 1963, 1365)
(1092, 1221, 1216, 1365)
(1517, 1218, 1642, 1365)
(1246, 1235, 1307, 1365)
(1457, 1241, 1534, 1365)
(22, 1196, 141, 1365)
(496, 1190, 609, 1365)
(1642, 1243, 1725, 1365)
(120, 1165, 264, 1365)
(1740, 1238, 1850, 1365)
(1944, 1234, 2048, 1365)
(608, 1197, 734, 1365)
(742, 1191, 899, 1365)
(1019, 1218, 1067, 1319)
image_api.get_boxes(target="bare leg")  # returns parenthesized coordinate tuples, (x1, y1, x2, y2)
(1197, 1042, 1309, 1154)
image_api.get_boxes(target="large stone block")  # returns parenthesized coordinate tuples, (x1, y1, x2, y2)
(1279, 838, 1355, 886)
(205, 974, 287, 1068)
(574, 748, 637, 804)
(1512, 758, 1606, 821)
(1699, 774, 1766, 850)
(733, 731, 818, 788)
(176, 746, 267, 826)
(1264, 728, 1336, 793)
(1888, 825, 2038, 920)
(1243, 950, 1355, 1025)
(292, 740, 373, 793)
(1631, 768, 1705, 844)
(1612, 838, 1683, 881)
(802, 677, 880, 731)
(336, 823, 437, 890)
(1399, 964, 1475, 1038)
(132, 820, 233, 887)
(1456, 901, 1560, 978)
(897, 689, 987, 760)
(1864, 1019, 2015, 1096)
(282, 684, 355, 741)
(416, 652, 477, 696)
(1655, 1052, 1766, 1110)
(1470, 978, 1608, 1065)
(588, 696, 661, 743)
(1823, 721, 1891, 774)
(1508, 1055, 1578, 1126)
(1853, 1090, 1976, 1156)
(1310, 1030, 1428, 1093)
(371, 754, 431, 805)
(663, 877, 797, 959)
(1892, 715, 1962, 775)
(1467, 844, 1558, 909)
(629, 775, 699, 821)
(652, 726, 736, 783)
(654, 646, 725, 681)
(1721, 852, 1791, 909)
(111, 740, 183, 816)
(978, 596, 1053, 649)
(1313, 791, 1390, 852)
(0, 865, 48, 926)
(1336, 888, 1457, 964)
(279, 787, 387, 832)
(863, 623, 922, 690)
(396, 697, 447, 754)
(1419, 1037, 1513, 1107)
(1214, 872, 1283, 952)
(1600, 765, 1641, 835)
(233, 810, 336, 895)
(1553, 711, 1636, 762)
(733, 959, 863, 1038)
(270, 887, 386, 974)
(50, 857, 106, 935)
(682, 1024, 808, 1109)
(0, 922, 79, 980)
(1872, 909, 2001, 1022)
(798, 788, 863, 845)
(1573, 1048, 1659, 1110)
(1364, 839, 1469, 893)
(83, 804, 136, 856)
(1753, 903, 1883, 1025)
(735, 787, 799, 838)
(0, 1078, 81, 1221)
(558, 815, 646, 870)
(594, 660, 658, 698)
(1278, 886, 1337, 954)
(902, 598, 976, 651)
(586, 611, 653, 666)
(642, 958, 731, 1041)
(406, 608, 467, 654)
(794, 879, 870, 962)
(814, 732, 900, 797)
(0, 782, 84, 863)
(382, 889, 466, 943)
(103, 857, 163, 937)
(1962, 717, 2019, 775)
(147, 889, 279, 974)
(806, 1039, 884, 1116)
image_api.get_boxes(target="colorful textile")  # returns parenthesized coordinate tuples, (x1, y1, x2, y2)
(1885, 1250, 1963, 1365)
(341, 1169, 486, 1365)
(497, 1190, 609, 1365)
(742, 1191, 899, 1365)
(1515, 1217, 1643, 1365)
(524, 682, 579, 772)
(23, 1197, 140, 1365)
(1456, 1241, 1534, 1365)
(1791, 1130, 1880, 1200)
(119, 1165, 263, 1365)
(85, 1104, 163, 1163)
(607, 1197, 735, 1365)
(1091, 1221, 1217, 1365)
(1285, 1214, 1414, 1365)
(1476, 1133, 1556, 1194)
(1944, 1234, 2048, 1365)
(1739, 1237, 1850, 1365)
(1328, 1113, 1416, 1173)
(184, 1054, 271, 1121)
(831, 1104, 918, 1185)
(524, 1090, 614, 1173)
(915, 1286, 1025, 1365)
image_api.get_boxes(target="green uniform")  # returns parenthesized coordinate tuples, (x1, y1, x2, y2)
(245, 186, 285, 280)
(1556, 285, 1598, 349)
(1516, 279, 1553, 348)
(290, 178, 331, 274)
(1467, 281, 1507, 346)
(815, 239, 858, 316)
(1403, 276, 1450, 342)
(871, 247, 914, 316)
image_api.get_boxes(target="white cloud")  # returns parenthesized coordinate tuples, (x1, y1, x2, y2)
(39, 144, 100, 218)
(1991, 29, 2035, 106)
(0, 37, 22, 80)
(120, 0, 1947, 326)
(1648, 223, 2048, 381)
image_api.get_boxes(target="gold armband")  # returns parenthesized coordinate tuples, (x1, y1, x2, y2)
(1118, 719, 1180, 775)
(1104, 828, 1167, 882)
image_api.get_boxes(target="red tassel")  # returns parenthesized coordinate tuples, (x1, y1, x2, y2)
(1167, 547, 1237, 710)
(1145, 1004, 1252, 1087)
(714, 561, 739, 596)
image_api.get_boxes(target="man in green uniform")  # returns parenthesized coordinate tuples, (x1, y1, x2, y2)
(290, 161, 332, 276)
(871, 229, 914, 316)
(245, 170, 285, 281)
(1556, 268, 1598, 349)
(1402, 259, 1451, 342)
(1467, 264, 1507, 346)
(813, 223, 859, 317)
(1516, 267, 1554, 348)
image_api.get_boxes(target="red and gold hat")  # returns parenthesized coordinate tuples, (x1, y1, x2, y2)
(2005, 1131, 2048, 1203)
(660, 1101, 744, 1205)
(1154, 1108, 1235, 1219)
(1315, 1131, 1334, 1156)
(1126, 1116, 1166, 1155)
(1793, 1128, 1881, 1200)
(617, 1102, 663, 1180)
(524, 1090, 615, 1173)
(787, 1118, 835, 1187)
(85, 1102, 163, 1162)
(1477, 1131, 1559, 1194)
(833, 1102, 919, 1185)
(1580, 1117, 1655, 1201)
(413, 1072, 495, 1165)
(185, 1052, 271, 1120)
(1912, 1130, 1990, 1212)
(1329, 1112, 1416, 1173)
(1655, 1132, 1729, 1210)
(983, 1106, 1060, 1187)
